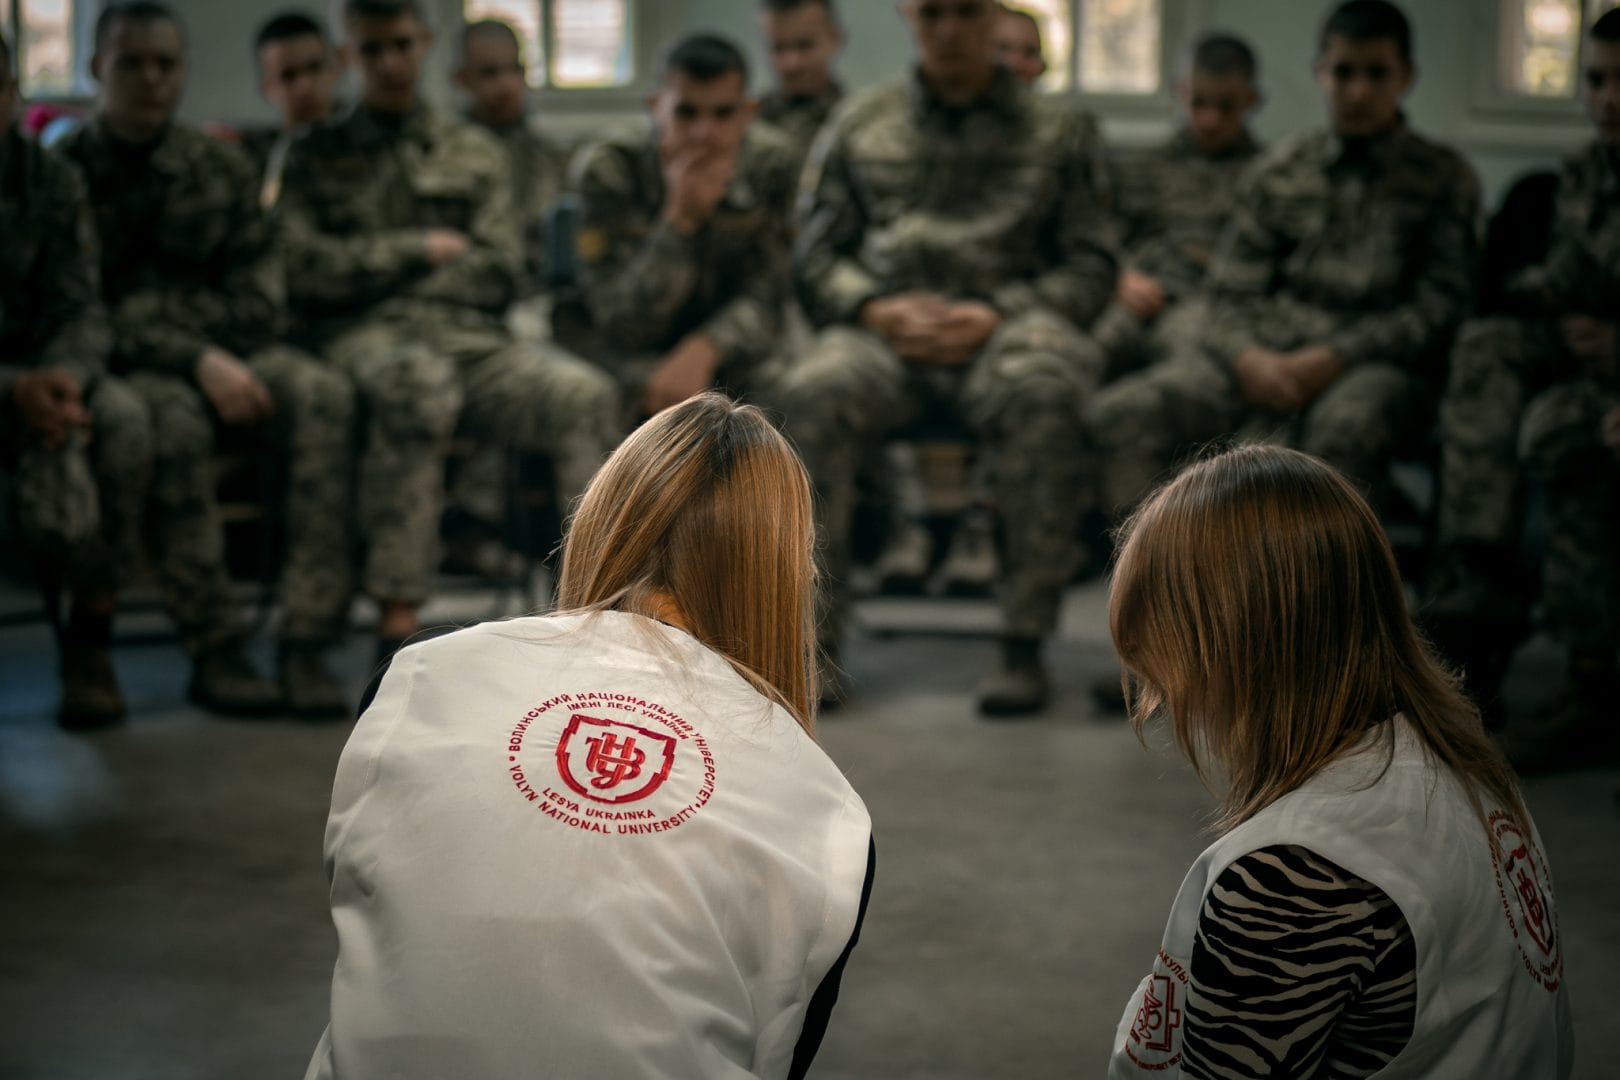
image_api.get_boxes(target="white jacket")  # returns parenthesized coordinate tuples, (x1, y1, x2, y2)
(306, 612, 873, 1080)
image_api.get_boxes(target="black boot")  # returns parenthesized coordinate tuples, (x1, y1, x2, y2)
(57, 605, 125, 732)
(188, 639, 282, 717)
(978, 636, 1051, 718)
(1498, 654, 1620, 774)
(279, 641, 351, 719)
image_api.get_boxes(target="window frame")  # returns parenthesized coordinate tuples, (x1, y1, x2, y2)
(5, 0, 100, 102)
(455, 0, 655, 109)
(1019, 0, 1182, 114)
(1462, 0, 1607, 145)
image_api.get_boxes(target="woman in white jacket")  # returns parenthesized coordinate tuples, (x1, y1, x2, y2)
(306, 393, 874, 1080)
(1105, 444, 1572, 1079)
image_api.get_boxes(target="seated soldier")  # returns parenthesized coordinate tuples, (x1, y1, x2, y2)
(776, 0, 1116, 717)
(58, 0, 356, 717)
(1425, 8, 1620, 768)
(0, 31, 153, 730)
(565, 34, 797, 423)
(275, 0, 620, 661)
(994, 3, 1047, 86)
(244, 11, 341, 209)
(756, 0, 845, 168)
(1094, 33, 1262, 379)
(1090, 0, 1478, 524)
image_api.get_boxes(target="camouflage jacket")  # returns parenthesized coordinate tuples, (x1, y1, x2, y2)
(1504, 139, 1620, 319)
(795, 67, 1117, 331)
(1202, 119, 1481, 373)
(1112, 127, 1261, 302)
(275, 103, 521, 340)
(0, 127, 109, 404)
(569, 123, 797, 367)
(758, 84, 843, 171)
(56, 120, 283, 379)
(473, 116, 571, 293)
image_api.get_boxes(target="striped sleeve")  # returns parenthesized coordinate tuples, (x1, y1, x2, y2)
(1183, 844, 1416, 1080)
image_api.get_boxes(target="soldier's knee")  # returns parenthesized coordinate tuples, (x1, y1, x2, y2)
(89, 377, 154, 467)
(136, 378, 215, 463)
(363, 348, 462, 440)
(1518, 385, 1605, 478)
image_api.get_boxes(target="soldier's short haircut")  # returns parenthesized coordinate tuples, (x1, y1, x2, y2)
(343, 0, 425, 22)
(461, 18, 519, 55)
(256, 11, 327, 55)
(1318, 0, 1412, 65)
(1000, 4, 1041, 34)
(1593, 7, 1620, 42)
(761, 0, 838, 16)
(1190, 32, 1257, 81)
(94, 1, 185, 55)
(660, 33, 749, 86)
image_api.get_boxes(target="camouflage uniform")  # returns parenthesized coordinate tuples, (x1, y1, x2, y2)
(562, 123, 798, 412)
(1090, 120, 1480, 514)
(778, 68, 1116, 645)
(758, 84, 843, 171)
(475, 117, 570, 295)
(276, 104, 619, 606)
(1429, 140, 1620, 652)
(57, 120, 356, 650)
(1, 126, 151, 591)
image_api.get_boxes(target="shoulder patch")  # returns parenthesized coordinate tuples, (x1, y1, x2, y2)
(576, 227, 609, 263)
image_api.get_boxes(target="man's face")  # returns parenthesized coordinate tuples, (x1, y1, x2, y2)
(345, 11, 431, 114)
(649, 70, 753, 160)
(760, 2, 841, 99)
(1583, 38, 1620, 147)
(1314, 34, 1411, 139)
(994, 11, 1045, 85)
(1177, 69, 1258, 154)
(259, 33, 337, 127)
(458, 32, 527, 127)
(901, 0, 998, 85)
(92, 16, 186, 140)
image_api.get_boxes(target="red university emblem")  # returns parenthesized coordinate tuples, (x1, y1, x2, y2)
(1490, 810, 1563, 991)
(1131, 973, 1184, 1055)
(555, 714, 676, 804)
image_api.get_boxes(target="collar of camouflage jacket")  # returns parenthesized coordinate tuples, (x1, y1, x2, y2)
(346, 100, 440, 150)
(907, 63, 1023, 123)
(759, 84, 844, 121)
(1323, 112, 1412, 169)
(1169, 125, 1262, 161)
(89, 115, 190, 176)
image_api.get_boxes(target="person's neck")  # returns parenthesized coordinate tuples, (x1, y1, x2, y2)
(782, 76, 832, 101)
(281, 110, 329, 132)
(919, 62, 997, 107)
(362, 94, 419, 119)
(641, 588, 690, 635)
(101, 113, 167, 146)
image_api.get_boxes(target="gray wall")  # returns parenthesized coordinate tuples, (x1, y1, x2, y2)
(167, 0, 1595, 203)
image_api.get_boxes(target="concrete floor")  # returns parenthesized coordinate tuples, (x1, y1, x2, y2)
(2, 581, 1617, 1080)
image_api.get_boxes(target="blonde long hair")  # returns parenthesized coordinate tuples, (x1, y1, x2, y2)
(1109, 444, 1527, 835)
(556, 393, 819, 733)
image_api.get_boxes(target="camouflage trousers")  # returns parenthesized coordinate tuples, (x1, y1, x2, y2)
(4, 374, 151, 596)
(771, 309, 1104, 644)
(327, 317, 621, 605)
(1430, 316, 1618, 649)
(1091, 296, 1209, 382)
(126, 345, 355, 651)
(1089, 338, 1425, 516)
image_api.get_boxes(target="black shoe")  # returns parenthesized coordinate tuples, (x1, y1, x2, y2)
(188, 641, 282, 717)
(58, 644, 127, 732)
(978, 637, 1050, 718)
(279, 642, 351, 720)
(1497, 663, 1620, 774)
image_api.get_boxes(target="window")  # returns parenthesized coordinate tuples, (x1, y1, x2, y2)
(1006, 0, 1163, 95)
(1503, 0, 1620, 98)
(463, 0, 634, 89)
(6, 0, 90, 97)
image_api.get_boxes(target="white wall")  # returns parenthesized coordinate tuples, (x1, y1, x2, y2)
(169, 0, 1593, 202)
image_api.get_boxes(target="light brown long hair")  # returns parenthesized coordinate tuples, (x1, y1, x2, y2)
(556, 393, 819, 733)
(1109, 444, 1527, 835)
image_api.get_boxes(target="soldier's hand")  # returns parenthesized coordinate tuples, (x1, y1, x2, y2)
(662, 148, 735, 236)
(1116, 269, 1167, 319)
(861, 293, 951, 359)
(1602, 406, 1620, 459)
(196, 346, 274, 426)
(1233, 347, 1305, 413)
(1560, 316, 1617, 371)
(643, 334, 723, 416)
(424, 228, 473, 267)
(11, 369, 91, 449)
(928, 301, 1002, 366)
(1283, 344, 1344, 405)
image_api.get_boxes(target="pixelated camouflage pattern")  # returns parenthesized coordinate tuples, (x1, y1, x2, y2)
(568, 124, 798, 384)
(795, 67, 1117, 332)
(475, 118, 570, 293)
(1500, 141, 1620, 318)
(758, 85, 843, 171)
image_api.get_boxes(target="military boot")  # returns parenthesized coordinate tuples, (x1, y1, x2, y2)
(56, 604, 125, 732)
(188, 639, 282, 717)
(279, 641, 351, 720)
(1497, 655, 1620, 774)
(935, 509, 998, 597)
(978, 636, 1051, 718)
(876, 518, 933, 595)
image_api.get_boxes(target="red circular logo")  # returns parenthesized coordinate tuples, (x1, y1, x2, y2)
(1490, 810, 1563, 992)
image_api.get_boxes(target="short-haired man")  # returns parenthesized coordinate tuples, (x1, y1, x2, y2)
(757, 0, 844, 165)
(276, 0, 620, 658)
(994, 4, 1046, 85)
(1425, 8, 1620, 768)
(247, 11, 340, 206)
(566, 33, 797, 422)
(1086, 32, 1263, 512)
(1092, 0, 1478, 520)
(456, 18, 568, 297)
(1, 30, 154, 729)
(779, 0, 1117, 716)
(57, 0, 357, 716)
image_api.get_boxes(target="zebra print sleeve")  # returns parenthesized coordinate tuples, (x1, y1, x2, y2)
(1182, 844, 1417, 1080)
